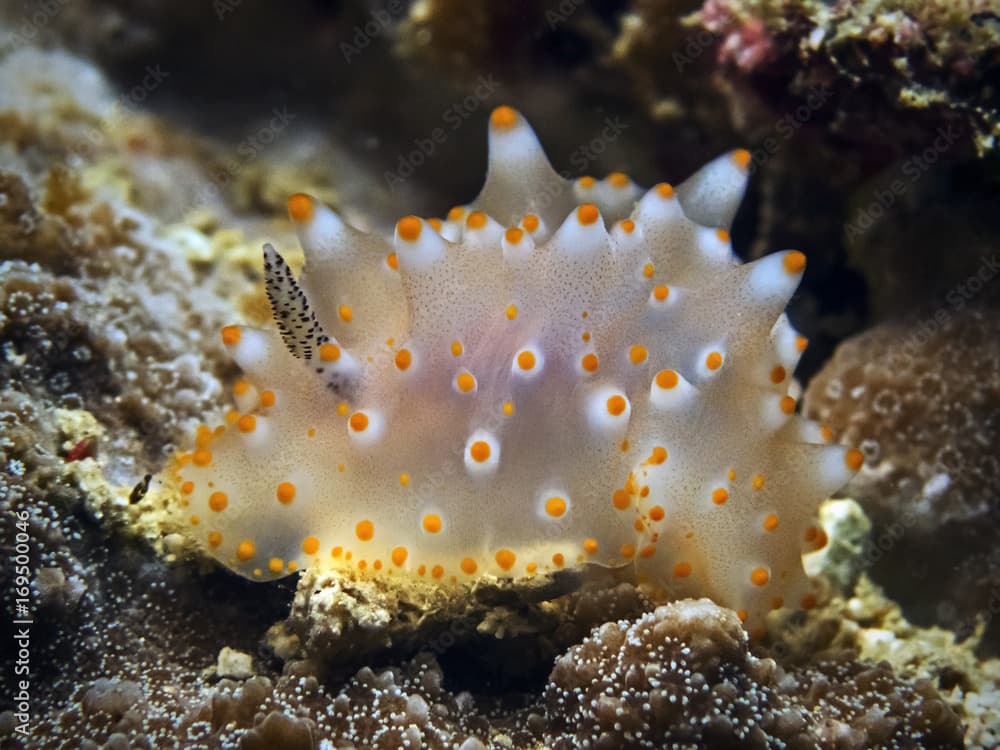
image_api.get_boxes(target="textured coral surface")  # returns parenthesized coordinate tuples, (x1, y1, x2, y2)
(805, 309, 1000, 643)
(547, 599, 963, 749)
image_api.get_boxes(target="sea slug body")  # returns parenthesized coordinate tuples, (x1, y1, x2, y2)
(165, 106, 860, 631)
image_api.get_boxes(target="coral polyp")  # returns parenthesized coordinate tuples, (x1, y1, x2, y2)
(165, 106, 859, 629)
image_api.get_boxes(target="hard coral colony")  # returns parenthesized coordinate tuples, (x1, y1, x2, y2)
(165, 106, 861, 630)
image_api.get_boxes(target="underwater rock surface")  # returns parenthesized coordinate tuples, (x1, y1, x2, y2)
(1, 3, 999, 748)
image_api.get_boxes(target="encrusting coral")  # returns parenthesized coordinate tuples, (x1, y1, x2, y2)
(804, 307, 1000, 640)
(805, 308, 1000, 534)
(689, 0, 1000, 157)
(546, 598, 963, 749)
(159, 104, 863, 633)
(11, 583, 966, 749)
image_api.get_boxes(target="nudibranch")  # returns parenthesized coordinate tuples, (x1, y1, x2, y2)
(166, 106, 861, 631)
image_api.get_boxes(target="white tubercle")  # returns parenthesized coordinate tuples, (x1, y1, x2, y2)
(394, 216, 446, 272)
(676, 150, 750, 230)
